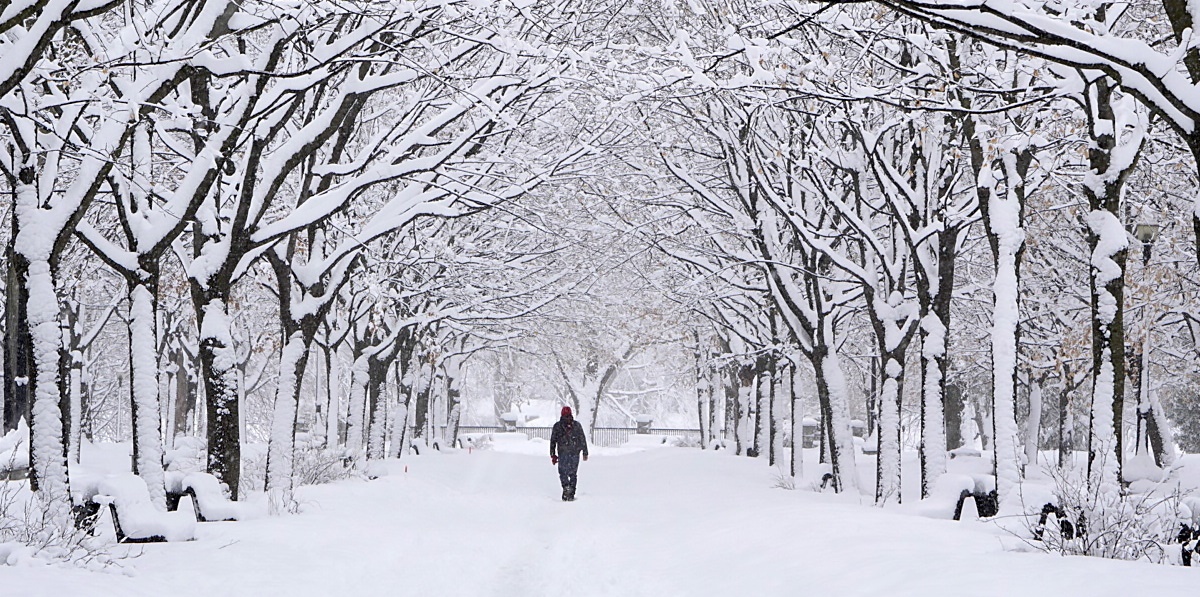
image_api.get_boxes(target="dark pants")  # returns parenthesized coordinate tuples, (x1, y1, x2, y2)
(558, 452, 580, 493)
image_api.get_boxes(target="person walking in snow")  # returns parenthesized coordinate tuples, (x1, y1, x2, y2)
(550, 406, 588, 501)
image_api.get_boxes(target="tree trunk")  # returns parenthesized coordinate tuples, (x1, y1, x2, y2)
(735, 363, 754, 456)
(877, 351, 905, 504)
(3, 239, 32, 434)
(129, 280, 166, 510)
(695, 347, 708, 448)
(265, 331, 312, 496)
(366, 355, 390, 460)
(988, 193, 1024, 508)
(724, 364, 737, 446)
(346, 353, 370, 455)
(325, 343, 340, 450)
(25, 253, 71, 516)
(754, 359, 769, 459)
(771, 360, 785, 466)
(1059, 386, 1072, 469)
(196, 294, 242, 500)
(1083, 77, 1136, 499)
(944, 384, 964, 451)
(1025, 379, 1043, 471)
(789, 362, 802, 479)
(914, 224, 958, 499)
(445, 354, 465, 449)
(172, 347, 195, 439)
(411, 358, 432, 444)
(919, 320, 948, 499)
(389, 359, 411, 458)
(812, 339, 859, 493)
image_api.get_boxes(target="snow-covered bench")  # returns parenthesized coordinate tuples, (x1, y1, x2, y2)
(0, 421, 30, 480)
(165, 471, 242, 522)
(84, 473, 197, 543)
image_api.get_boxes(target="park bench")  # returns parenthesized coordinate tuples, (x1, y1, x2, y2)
(1177, 523, 1199, 566)
(76, 473, 196, 543)
(164, 471, 241, 522)
(1031, 503, 1080, 542)
(952, 489, 999, 520)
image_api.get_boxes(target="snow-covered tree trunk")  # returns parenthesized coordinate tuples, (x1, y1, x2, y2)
(2, 241, 32, 434)
(62, 301, 83, 465)
(694, 338, 709, 447)
(735, 363, 753, 456)
(129, 282, 166, 510)
(197, 296, 242, 499)
(1145, 387, 1176, 468)
(723, 365, 738, 446)
(789, 363, 802, 479)
(919, 315, 949, 499)
(326, 344, 341, 449)
(410, 357, 433, 444)
(444, 353, 465, 449)
(812, 331, 859, 493)
(987, 189, 1024, 508)
(707, 368, 719, 446)
(13, 167, 73, 518)
(24, 257, 70, 515)
(67, 348, 82, 466)
(366, 356, 390, 460)
(771, 361, 785, 466)
(1059, 389, 1073, 470)
(266, 331, 311, 498)
(389, 358, 411, 459)
(877, 354, 904, 504)
(1025, 379, 1043, 470)
(346, 353, 370, 455)
(1087, 209, 1127, 499)
(1081, 77, 1142, 498)
(755, 361, 769, 459)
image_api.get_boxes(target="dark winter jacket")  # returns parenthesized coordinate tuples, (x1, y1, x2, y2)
(550, 417, 588, 458)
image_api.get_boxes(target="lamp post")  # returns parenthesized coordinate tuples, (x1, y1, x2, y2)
(1132, 223, 1159, 266)
(1131, 222, 1161, 468)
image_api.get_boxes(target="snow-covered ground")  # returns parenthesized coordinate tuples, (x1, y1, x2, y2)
(6, 439, 1195, 596)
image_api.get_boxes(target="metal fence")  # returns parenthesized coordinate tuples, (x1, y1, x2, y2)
(431, 425, 703, 448)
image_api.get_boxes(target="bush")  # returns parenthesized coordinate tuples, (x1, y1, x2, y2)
(0, 481, 121, 569)
(293, 446, 356, 487)
(1028, 466, 1191, 564)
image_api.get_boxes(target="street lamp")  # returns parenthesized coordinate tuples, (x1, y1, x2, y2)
(1131, 221, 1161, 472)
(1133, 223, 1160, 266)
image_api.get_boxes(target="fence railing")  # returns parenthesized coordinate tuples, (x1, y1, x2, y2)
(422, 425, 703, 448)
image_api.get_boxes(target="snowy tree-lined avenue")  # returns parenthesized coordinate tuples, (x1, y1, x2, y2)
(4, 0, 1200, 577)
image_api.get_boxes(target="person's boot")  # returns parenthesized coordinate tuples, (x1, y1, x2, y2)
(562, 488, 570, 501)
(567, 484, 576, 501)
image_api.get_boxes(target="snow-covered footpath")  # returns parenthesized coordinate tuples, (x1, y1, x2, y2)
(5, 440, 1195, 596)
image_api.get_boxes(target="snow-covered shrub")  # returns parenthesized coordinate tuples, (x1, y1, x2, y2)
(293, 446, 356, 487)
(1028, 466, 1191, 564)
(164, 436, 207, 472)
(458, 433, 493, 450)
(240, 447, 268, 498)
(771, 465, 797, 490)
(0, 480, 120, 569)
